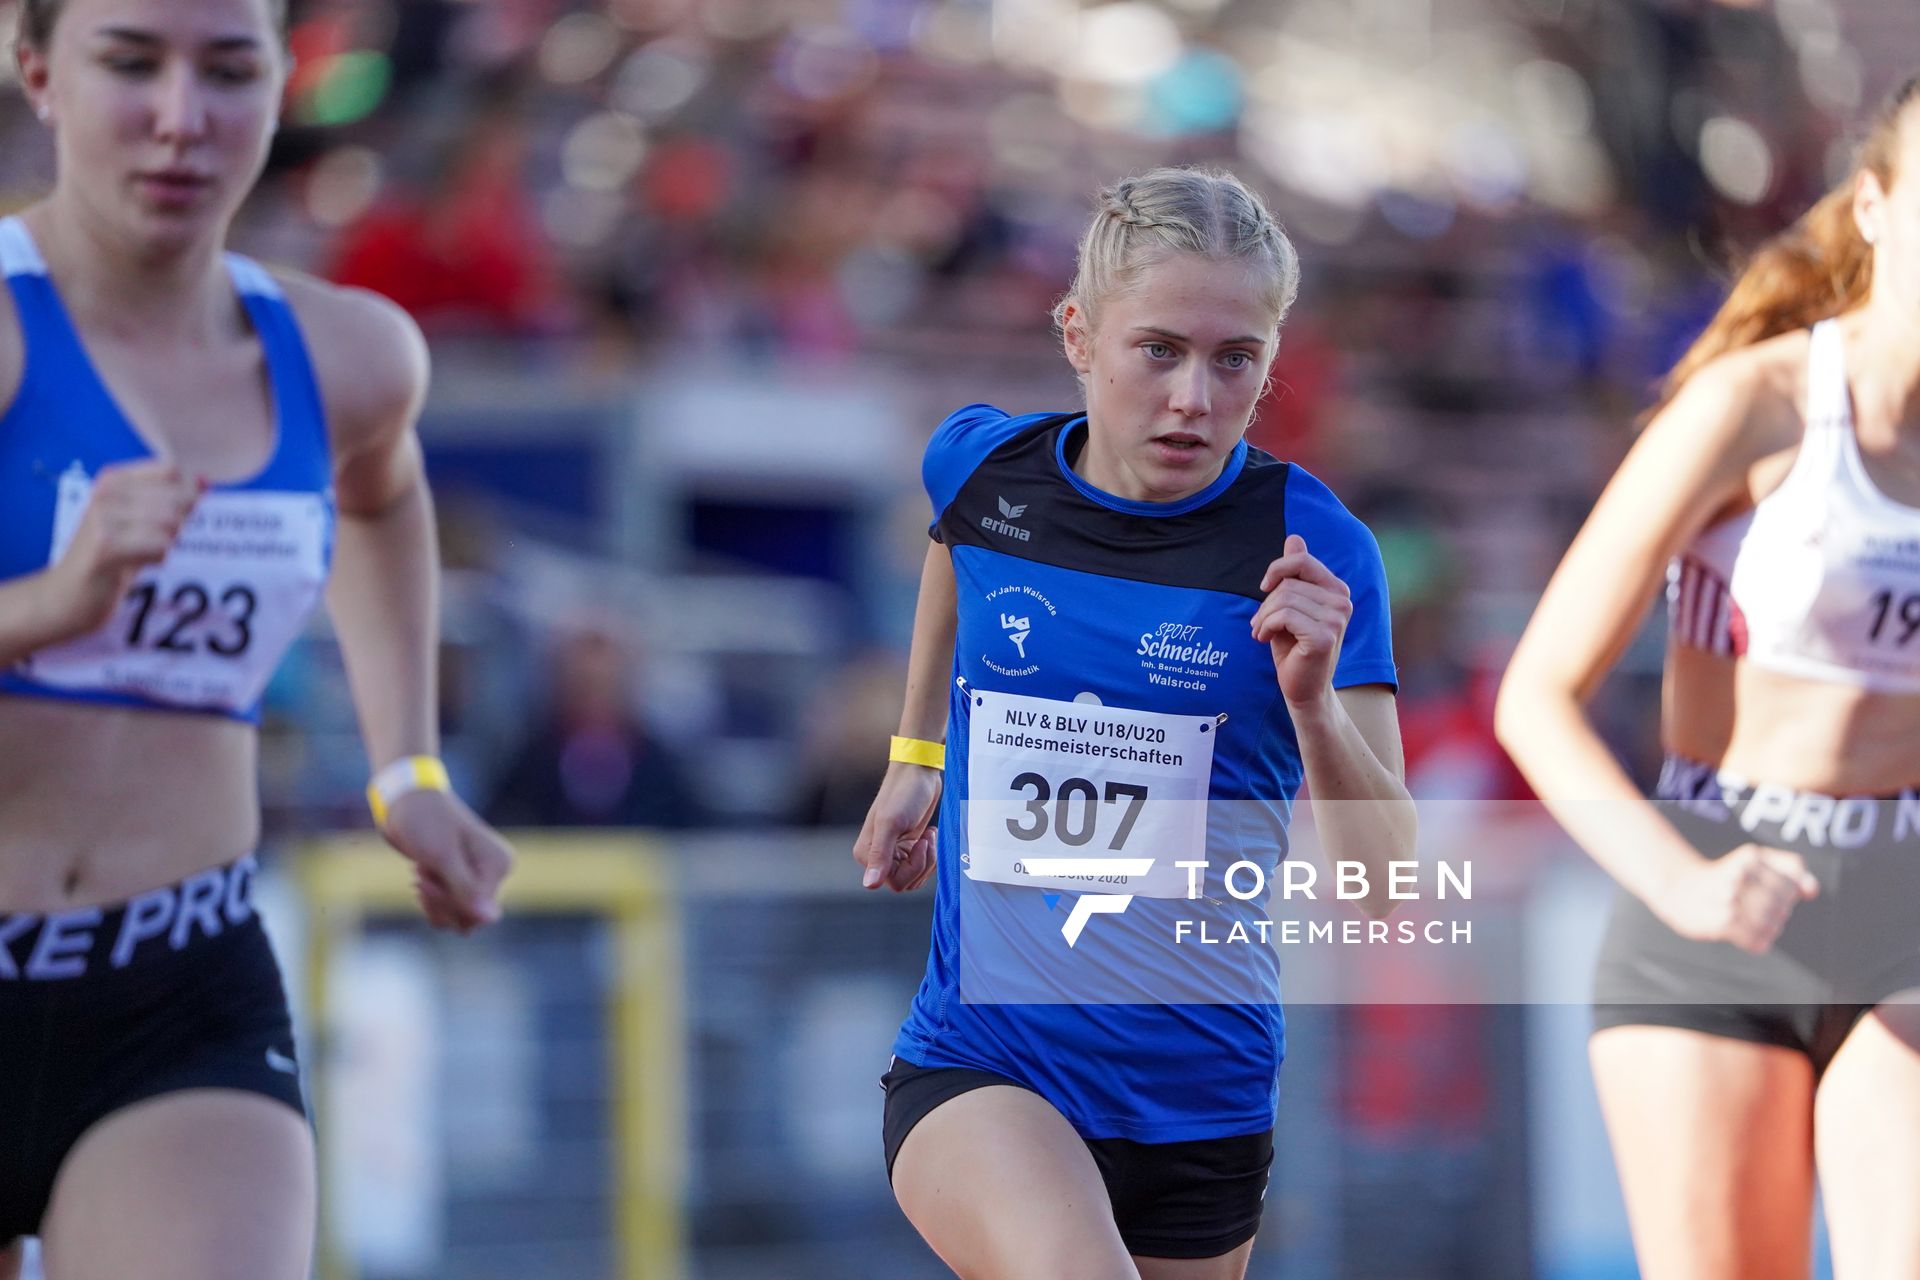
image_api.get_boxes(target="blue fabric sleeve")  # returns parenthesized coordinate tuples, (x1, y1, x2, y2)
(922, 403, 1026, 529)
(1285, 466, 1398, 689)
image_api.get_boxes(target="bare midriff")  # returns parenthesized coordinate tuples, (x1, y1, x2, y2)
(1663, 642, 1920, 796)
(0, 695, 257, 911)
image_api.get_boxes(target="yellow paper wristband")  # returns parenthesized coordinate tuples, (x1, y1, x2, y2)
(889, 736, 945, 770)
(367, 755, 452, 829)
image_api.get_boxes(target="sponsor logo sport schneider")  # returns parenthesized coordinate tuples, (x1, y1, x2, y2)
(981, 495, 1031, 542)
(1137, 623, 1230, 666)
(1138, 621, 1228, 691)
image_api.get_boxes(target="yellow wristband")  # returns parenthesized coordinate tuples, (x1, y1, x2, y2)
(889, 736, 945, 770)
(367, 756, 452, 829)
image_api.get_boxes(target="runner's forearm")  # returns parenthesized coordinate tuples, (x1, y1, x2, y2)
(1292, 690, 1417, 917)
(327, 473, 439, 770)
(898, 542, 958, 742)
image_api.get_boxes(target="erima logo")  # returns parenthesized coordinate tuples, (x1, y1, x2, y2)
(1023, 858, 1154, 946)
(981, 495, 1032, 542)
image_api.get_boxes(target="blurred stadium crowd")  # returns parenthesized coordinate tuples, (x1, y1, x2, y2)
(0, 0, 1897, 830)
(3, 1, 1914, 1275)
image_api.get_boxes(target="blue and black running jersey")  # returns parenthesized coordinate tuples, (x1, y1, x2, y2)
(892, 404, 1395, 1143)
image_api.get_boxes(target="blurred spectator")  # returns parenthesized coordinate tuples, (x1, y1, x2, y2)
(1366, 509, 1527, 803)
(486, 627, 705, 829)
(1246, 313, 1340, 472)
(1517, 213, 1619, 394)
(328, 75, 566, 336)
(789, 652, 908, 827)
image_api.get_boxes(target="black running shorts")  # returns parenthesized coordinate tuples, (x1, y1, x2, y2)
(0, 856, 307, 1246)
(1594, 757, 1920, 1075)
(881, 1056, 1273, 1260)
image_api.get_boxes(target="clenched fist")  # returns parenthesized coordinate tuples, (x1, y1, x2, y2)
(1252, 534, 1353, 707)
(380, 788, 516, 933)
(46, 459, 203, 639)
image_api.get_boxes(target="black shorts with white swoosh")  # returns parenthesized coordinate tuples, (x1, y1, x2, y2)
(0, 856, 306, 1247)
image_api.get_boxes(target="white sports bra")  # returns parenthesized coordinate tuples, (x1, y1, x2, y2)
(1668, 319, 1920, 692)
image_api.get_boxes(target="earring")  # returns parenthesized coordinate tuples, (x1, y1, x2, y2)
(1864, 227, 1879, 246)
(35, 104, 49, 122)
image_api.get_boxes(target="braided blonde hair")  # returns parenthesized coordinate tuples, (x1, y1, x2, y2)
(1054, 167, 1301, 337)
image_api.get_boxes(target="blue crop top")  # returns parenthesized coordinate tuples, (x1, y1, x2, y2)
(0, 216, 335, 724)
